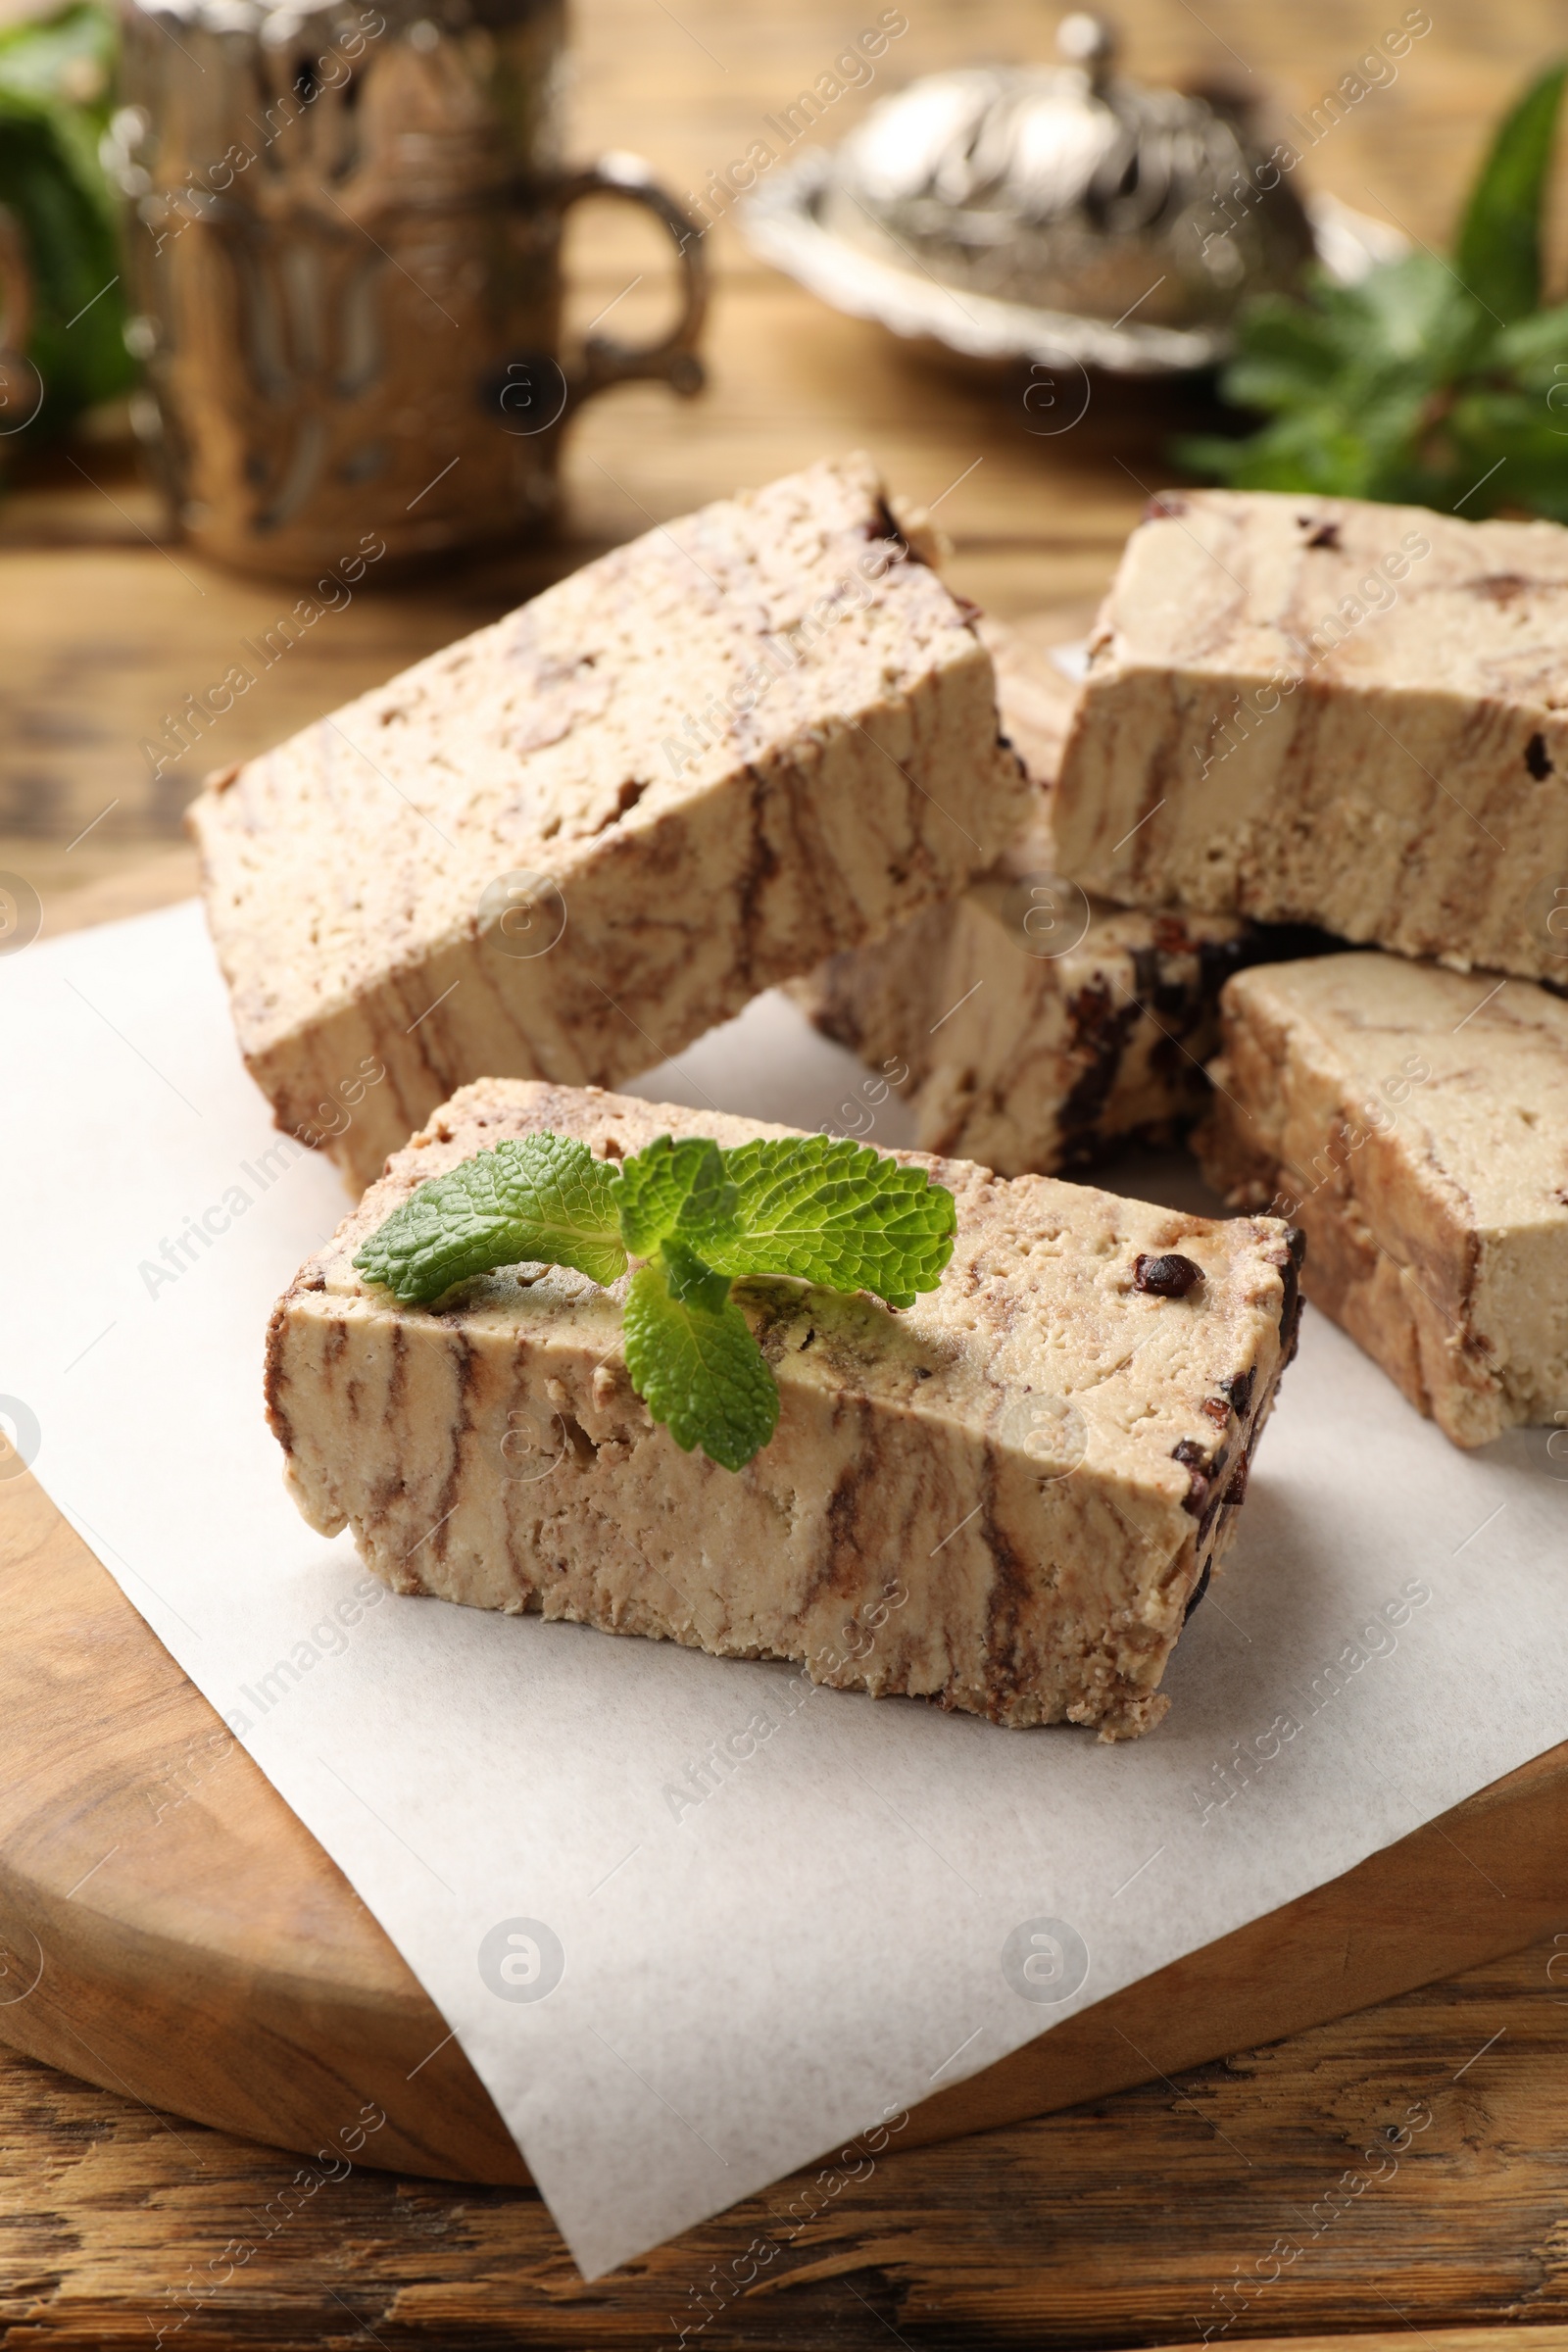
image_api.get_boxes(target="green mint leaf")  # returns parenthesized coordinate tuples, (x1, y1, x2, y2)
(1455, 60, 1567, 326)
(1491, 297, 1568, 373)
(1181, 256, 1482, 497)
(660, 1235, 733, 1314)
(614, 1134, 738, 1256)
(1333, 252, 1486, 373)
(1177, 68, 1568, 522)
(0, 6, 137, 438)
(1217, 291, 1346, 407)
(1442, 386, 1568, 522)
(701, 1135, 956, 1310)
(354, 1132, 627, 1303)
(622, 1254, 779, 1471)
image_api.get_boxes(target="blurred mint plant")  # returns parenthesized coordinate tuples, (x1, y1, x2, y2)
(0, 3, 136, 444)
(1176, 63, 1568, 519)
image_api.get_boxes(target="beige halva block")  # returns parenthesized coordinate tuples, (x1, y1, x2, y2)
(795, 621, 1335, 1175)
(802, 852, 1293, 1176)
(269, 1079, 1304, 1739)
(1053, 488, 1568, 979)
(1196, 953, 1568, 1447)
(190, 455, 1029, 1190)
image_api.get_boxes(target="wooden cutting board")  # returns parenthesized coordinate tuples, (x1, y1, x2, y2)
(4, 861, 1567, 2182)
(4, 1374, 1567, 2183)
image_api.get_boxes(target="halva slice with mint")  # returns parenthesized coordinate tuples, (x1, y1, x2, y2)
(189, 455, 1029, 1191)
(1052, 489, 1568, 979)
(1196, 952, 1568, 1448)
(267, 1078, 1304, 1740)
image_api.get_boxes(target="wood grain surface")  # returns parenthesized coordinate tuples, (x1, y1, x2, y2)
(7, 0, 1568, 2337)
(4, 1942, 1568, 2346)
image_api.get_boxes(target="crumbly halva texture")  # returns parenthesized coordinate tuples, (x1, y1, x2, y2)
(1195, 954, 1568, 1448)
(267, 1079, 1303, 1740)
(189, 456, 1029, 1191)
(793, 623, 1336, 1174)
(1052, 488, 1568, 978)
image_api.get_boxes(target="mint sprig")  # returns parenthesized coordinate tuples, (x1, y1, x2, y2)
(352, 1129, 957, 1470)
(1175, 62, 1568, 520)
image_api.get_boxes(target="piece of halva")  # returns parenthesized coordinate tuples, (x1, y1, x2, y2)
(800, 857, 1316, 1175)
(268, 1078, 1304, 1739)
(1053, 488, 1568, 980)
(795, 623, 1334, 1174)
(1196, 953, 1568, 1447)
(190, 455, 1029, 1190)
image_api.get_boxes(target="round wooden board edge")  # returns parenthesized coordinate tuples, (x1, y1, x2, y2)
(4, 1463, 1567, 2186)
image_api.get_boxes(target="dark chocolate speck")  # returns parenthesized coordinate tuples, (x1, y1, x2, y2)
(1171, 1435, 1211, 1516)
(1134, 1251, 1204, 1298)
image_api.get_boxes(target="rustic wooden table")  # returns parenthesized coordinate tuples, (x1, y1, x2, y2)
(5, 0, 1568, 2341)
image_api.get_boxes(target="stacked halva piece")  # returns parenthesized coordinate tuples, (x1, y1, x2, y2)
(191, 455, 1030, 1192)
(794, 618, 1339, 1175)
(805, 487, 1568, 1452)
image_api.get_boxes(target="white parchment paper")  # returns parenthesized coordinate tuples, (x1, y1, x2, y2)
(3, 902, 1565, 2278)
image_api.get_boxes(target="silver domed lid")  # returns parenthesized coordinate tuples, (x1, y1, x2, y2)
(822, 13, 1313, 333)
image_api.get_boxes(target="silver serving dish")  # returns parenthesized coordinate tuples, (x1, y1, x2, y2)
(741, 13, 1402, 376)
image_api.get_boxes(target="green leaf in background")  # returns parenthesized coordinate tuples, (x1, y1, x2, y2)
(1175, 59, 1568, 520)
(622, 1253, 780, 1472)
(0, 3, 135, 445)
(0, 1, 113, 108)
(1454, 60, 1567, 324)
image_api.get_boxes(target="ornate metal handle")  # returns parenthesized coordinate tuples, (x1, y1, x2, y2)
(557, 153, 708, 413)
